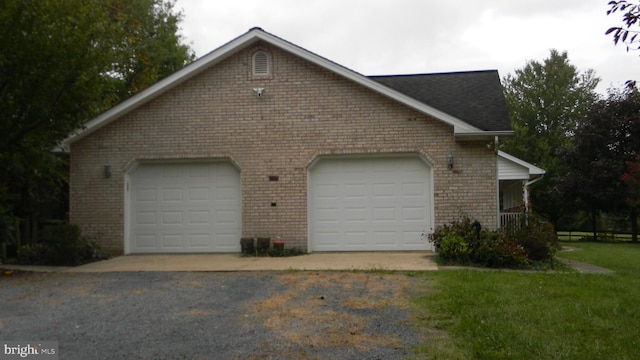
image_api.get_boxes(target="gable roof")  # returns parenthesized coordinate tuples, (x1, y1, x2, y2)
(62, 27, 512, 149)
(370, 71, 512, 132)
(498, 151, 545, 181)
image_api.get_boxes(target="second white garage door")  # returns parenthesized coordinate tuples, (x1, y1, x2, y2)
(127, 161, 241, 253)
(308, 155, 433, 251)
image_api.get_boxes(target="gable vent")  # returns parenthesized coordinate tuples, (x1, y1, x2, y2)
(253, 51, 269, 75)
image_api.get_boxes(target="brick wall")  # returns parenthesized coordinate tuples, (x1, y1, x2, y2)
(69, 41, 498, 254)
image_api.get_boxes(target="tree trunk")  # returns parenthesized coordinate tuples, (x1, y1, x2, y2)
(632, 207, 638, 243)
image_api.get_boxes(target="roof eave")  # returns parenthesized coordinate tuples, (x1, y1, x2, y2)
(455, 130, 514, 141)
(63, 28, 488, 147)
(498, 150, 546, 176)
(62, 30, 264, 147)
(253, 31, 481, 133)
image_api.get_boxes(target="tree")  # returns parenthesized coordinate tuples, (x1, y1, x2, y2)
(622, 155, 640, 241)
(0, 0, 194, 246)
(607, 1, 640, 54)
(105, 0, 196, 99)
(501, 50, 600, 226)
(560, 87, 640, 241)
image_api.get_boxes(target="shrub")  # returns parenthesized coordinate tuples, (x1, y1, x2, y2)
(474, 234, 530, 268)
(429, 216, 556, 269)
(507, 216, 559, 261)
(16, 243, 51, 265)
(46, 222, 83, 265)
(16, 223, 108, 266)
(429, 217, 481, 250)
(438, 234, 470, 262)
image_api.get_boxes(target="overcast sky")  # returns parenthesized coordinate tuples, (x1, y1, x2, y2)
(175, 0, 638, 95)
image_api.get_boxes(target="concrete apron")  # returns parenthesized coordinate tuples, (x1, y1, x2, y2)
(64, 252, 438, 272)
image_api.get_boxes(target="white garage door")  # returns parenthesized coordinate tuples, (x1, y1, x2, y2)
(128, 162, 241, 253)
(309, 156, 433, 251)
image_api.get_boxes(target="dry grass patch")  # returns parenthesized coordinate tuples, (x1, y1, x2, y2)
(249, 272, 412, 355)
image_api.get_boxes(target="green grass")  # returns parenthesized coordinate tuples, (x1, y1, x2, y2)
(409, 242, 640, 359)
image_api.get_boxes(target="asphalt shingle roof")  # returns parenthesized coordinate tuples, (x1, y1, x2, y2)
(370, 70, 512, 132)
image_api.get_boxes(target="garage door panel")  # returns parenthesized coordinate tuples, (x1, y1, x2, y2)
(373, 231, 397, 245)
(188, 165, 212, 178)
(162, 188, 183, 202)
(162, 234, 184, 248)
(402, 206, 426, 222)
(189, 188, 210, 201)
(403, 231, 425, 246)
(344, 232, 368, 248)
(187, 210, 210, 225)
(215, 209, 239, 224)
(136, 189, 157, 202)
(129, 162, 241, 253)
(315, 232, 340, 248)
(344, 207, 367, 222)
(135, 211, 156, 225)
(188, 234, 210, 248)
(402, 182, 426, 197)
(162, 211, 183, 225)
(215, 233, 240, 248)
(310, 156, 432, 251)
(315, 184, 339, 199)
(373, 183, 395, 198)
(316, 208, 339, 221)
(135, 234, 156, 248)
(216, 186, 239, 200)
(373, 207, 396, 221)
(344, 183, 367, 198)
(162, 167, 182, 180)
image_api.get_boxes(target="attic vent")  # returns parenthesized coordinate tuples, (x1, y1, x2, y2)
(253, 51, 269, 75)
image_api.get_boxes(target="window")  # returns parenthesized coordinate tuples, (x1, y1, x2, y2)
(252, 51, 269, 76)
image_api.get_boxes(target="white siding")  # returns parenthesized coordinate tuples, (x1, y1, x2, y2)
(498, 156, 530, 180)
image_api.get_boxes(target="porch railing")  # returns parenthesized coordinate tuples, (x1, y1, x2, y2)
(500, 212, 524, 233)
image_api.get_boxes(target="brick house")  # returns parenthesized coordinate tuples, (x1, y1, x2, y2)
(62, 27, 522, 255)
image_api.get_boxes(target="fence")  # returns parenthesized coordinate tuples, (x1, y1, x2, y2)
(500, 212, 524, 233)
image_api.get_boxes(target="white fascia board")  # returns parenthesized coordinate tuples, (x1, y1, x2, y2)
(63, 28, 490, 148)
(455, 131, 514, 141)
(498, 151, 546, 176)
(62, 31, 262, 147)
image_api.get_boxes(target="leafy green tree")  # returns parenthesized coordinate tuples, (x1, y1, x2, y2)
(0, 0, 194, 246)
(106, 0, 196, 98)
(560, 87, 640, 241)
(607, 1, 640, 54)
(501, 50, 600, 226)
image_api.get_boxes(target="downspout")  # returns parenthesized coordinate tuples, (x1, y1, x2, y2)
(495, 136, 500, 229)
(523, 175, 544, 213)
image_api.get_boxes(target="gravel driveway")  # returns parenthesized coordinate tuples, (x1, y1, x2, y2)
(0, 271, 424, 359)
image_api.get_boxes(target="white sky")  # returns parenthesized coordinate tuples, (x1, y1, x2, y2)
(175, 0, 638, 95)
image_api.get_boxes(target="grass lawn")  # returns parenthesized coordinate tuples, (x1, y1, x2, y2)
(409, 242, 640, 359)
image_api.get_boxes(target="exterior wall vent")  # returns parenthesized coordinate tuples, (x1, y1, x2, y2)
(253, 51, 269, 76)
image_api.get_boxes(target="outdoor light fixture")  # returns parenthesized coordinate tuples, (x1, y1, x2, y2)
(447, 153, 454, 170)
(104, 163, 111, 178)
(253, 87, 265, 97)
